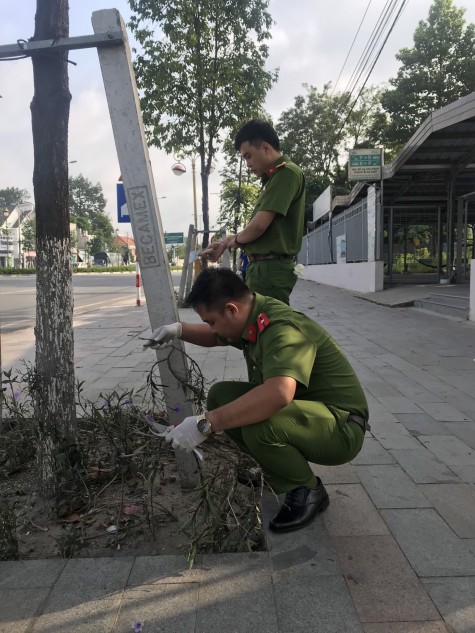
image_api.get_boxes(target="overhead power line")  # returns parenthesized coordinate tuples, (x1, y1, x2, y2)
(332, 0, 374, 96)
(333, 0, 409, 137)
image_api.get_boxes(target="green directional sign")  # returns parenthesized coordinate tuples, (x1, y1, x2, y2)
(164, 232, 184, 245)
(348, 148, 383, 181)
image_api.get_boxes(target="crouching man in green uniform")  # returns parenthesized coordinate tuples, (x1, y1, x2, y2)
(144, 268, 369, 533)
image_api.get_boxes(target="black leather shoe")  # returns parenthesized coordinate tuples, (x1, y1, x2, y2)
(269, 483, 329, 533)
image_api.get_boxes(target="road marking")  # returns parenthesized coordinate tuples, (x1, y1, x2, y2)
(0, 289, 36, 295)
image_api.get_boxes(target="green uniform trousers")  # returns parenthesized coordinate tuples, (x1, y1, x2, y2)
(207, 381, 365, 493)
(245, 259, 297, 305)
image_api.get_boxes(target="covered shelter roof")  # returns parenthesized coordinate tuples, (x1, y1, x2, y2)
(382, 92, 475, 209)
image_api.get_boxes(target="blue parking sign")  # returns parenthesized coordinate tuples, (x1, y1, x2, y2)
(117, 182, 130, 223)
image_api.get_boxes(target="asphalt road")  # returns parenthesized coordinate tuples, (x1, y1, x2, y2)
(0, 272, 181, 334)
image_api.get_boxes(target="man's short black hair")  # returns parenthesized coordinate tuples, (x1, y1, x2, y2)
(234, 119, 280, 152)
(186, 268, 252, 312)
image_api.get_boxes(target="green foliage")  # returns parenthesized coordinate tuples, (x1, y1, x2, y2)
(54, 526, 87, 558)
(21, 218, 36, 252)
(74, 265, 136, 273)
(275, 84, 383, 217)
(378, 0, 475, 149)
(180, 445, 264, 566)
(69, 175, 114, 251)
(69, 174, 106, 220)
(0, 266, 138, 275)
(0, 503, 19, 560)
(217, 180, 259, 233)
(0, 368, 37, 475)
(0, 187, 30, 209)
(128, 0, 277, 241)
(277, 84, 346, 182)
(0, 267, 36, 275)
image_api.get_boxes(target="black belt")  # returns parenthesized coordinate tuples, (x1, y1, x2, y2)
(349, 414, 371, 433)
(248, 254, 294, 263)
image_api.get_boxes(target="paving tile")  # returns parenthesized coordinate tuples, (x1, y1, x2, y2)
(448, 464, 475, 484)
(395, 414, 450, 436)
(31, 598, 121, 633)
(262, 494, 340, 575)
(196, 553, 278, 633)
(417, 402, 470, 422)
(127, 555, 203, 586)
(390, 449, 460, 484)
(381, 509, 475, 576)
(323, 484, 389, 537)
(0, 560, 66, 588)
(418, 484, 475, 537)
(367, 404, 403, 423)
(403, 371, 452, 397)
(377, 354, 420, 371)
(389, 381, 444, 402)
(351, 438, 396, 465)
(363, 623, 450, 633)
(355, 465, 432, 508)
(333, 535, 439, 623)
(371, 418, 414, 438)
(436, 356, 475, 370)
(115, 584, 198, 633)
(274, 573, 364, 633)
(418, 435, 475, 466)
(422, 577, 475, 633)
(442, 394, 475, 421)
(377, 433, 425, 450)
(310, 461, 360, 484)
(443, 421, 475, 450)
(365, 381, 404, 397)
(0, 588, 50, 633)
(43, 558, 134, 605)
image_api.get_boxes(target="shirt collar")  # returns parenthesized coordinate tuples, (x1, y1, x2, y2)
(261, 154, 289, 184)
(241, 293, 266, 343)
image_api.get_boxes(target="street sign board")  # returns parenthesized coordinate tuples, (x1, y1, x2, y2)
(164, 232, 184, 244)
(348, 148, 383, 181)
(117, 182, 130, 223)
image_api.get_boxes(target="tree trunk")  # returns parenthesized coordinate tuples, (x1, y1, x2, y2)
(30, 0, 79, 511)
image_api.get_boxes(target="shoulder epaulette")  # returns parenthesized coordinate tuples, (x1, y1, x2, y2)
(265, 161, 286, 177)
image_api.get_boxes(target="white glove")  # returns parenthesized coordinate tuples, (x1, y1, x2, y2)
(165, 416, 208, 452)
(143, 322, 182, 349)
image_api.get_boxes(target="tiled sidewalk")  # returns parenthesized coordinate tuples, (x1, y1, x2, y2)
(1, 278, 475, 632)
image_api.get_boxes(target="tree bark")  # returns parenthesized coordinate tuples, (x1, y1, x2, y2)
(30, 0, 78, 509)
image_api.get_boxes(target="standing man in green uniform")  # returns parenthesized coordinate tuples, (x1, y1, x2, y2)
(144, 268, 370, 533)
(201, 119, 305, 305)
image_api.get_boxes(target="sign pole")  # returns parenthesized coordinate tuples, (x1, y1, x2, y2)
(92, 9, 198, 488)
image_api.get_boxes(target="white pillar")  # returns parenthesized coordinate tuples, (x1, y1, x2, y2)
(367, 185, 377, 262)
(470, 260, 475, 321)
(93, 9, 198, 487)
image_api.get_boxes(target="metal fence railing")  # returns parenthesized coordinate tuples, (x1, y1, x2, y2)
(298, 199, 368, 265)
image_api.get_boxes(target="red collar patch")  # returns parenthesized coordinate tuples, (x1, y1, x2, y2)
(246, 324, 257, 343)
(256, 312, 270, 333)
(265, 161, 286, 178)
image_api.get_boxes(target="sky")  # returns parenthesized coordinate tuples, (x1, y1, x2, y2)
(1, 0, 475, 236)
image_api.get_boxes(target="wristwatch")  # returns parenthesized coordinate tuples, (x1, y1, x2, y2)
(196, 413, 213, 436)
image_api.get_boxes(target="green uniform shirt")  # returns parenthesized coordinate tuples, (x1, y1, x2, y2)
(237, 293, 369, 418)
(244, 154, 305, 256)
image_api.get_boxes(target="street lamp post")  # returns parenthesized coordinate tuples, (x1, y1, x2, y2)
(2, 208, 10, 268)
(172, 156, 198, 229)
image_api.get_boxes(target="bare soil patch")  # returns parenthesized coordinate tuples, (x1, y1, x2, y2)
(1, 418, 264, 562)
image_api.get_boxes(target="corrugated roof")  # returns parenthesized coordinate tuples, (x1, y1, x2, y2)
(382, 92, 475, 208)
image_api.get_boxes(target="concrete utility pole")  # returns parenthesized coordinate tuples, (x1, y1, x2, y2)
(92, 9, 199, 487)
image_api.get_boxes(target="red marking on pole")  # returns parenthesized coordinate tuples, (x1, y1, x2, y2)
(136, 262, 141, 306)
